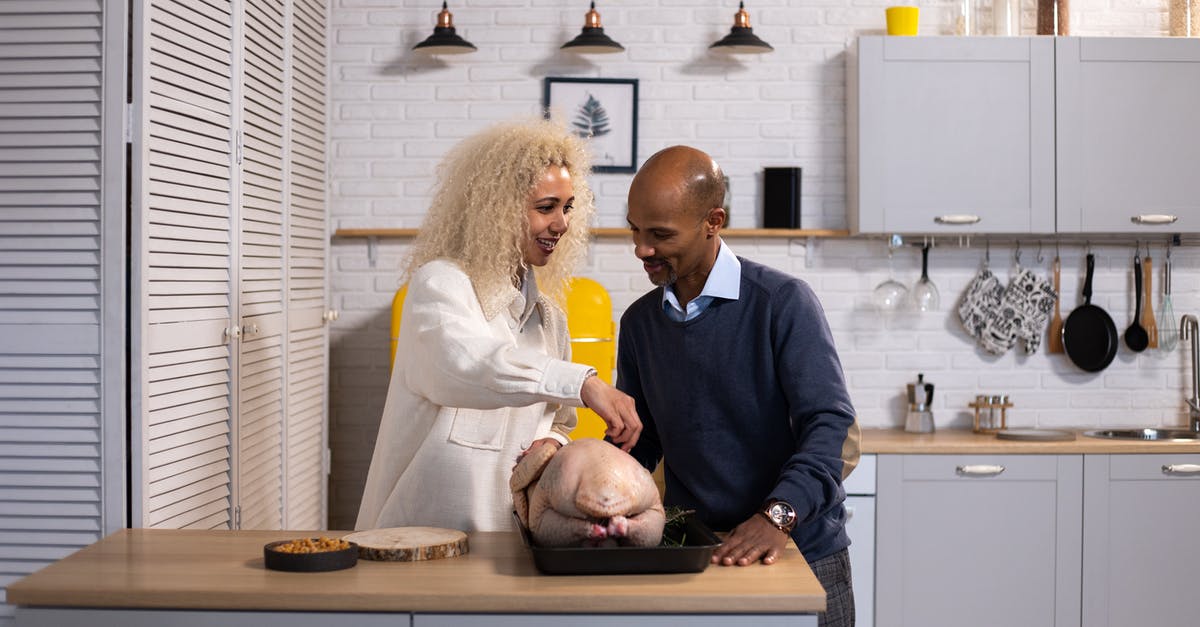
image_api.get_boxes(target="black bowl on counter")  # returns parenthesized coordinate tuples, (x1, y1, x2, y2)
(263, 538, 358, 572)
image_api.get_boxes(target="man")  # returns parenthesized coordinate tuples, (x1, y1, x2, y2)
(617, 145, 860, 627)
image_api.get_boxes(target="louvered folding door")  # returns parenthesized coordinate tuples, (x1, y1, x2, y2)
(131, 0, 326, 531)
(133, 0, 238, 530)
(0, 2, 126, 625)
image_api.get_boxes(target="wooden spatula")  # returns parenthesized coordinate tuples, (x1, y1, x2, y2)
(1048, 256, 1064, 353)
(1142, 254, 1157, 348)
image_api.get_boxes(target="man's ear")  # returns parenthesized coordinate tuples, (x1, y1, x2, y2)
(706, 207, 726, 236)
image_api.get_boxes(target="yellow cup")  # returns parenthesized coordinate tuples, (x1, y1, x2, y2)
(885, 6, 919, 36)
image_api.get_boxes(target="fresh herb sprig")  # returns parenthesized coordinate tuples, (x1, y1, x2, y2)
(658, 506, 696, 547)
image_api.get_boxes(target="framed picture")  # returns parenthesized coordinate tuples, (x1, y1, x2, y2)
(543, 77, 638, 173)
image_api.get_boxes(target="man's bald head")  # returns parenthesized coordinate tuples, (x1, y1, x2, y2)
(630, 146, 725, 222)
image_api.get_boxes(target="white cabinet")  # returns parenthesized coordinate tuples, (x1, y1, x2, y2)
(1056, 38, 1200, 233)
(1082, 454, 1200, 627)
(844, 454, 876, 627)
(847, 37, 1056, 234)
(875, 455, 1082, 627)
(848, 36, 1200, 235)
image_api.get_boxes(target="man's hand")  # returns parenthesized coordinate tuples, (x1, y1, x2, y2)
(580, 376, 642, 451)
(711, 513, 790, 566)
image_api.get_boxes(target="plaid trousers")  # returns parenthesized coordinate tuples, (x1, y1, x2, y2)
(809, 547, 855, 627)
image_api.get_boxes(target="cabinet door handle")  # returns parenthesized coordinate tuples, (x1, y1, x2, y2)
(845, 505, 855, 521)
(934, 214, 981, 225)
(956, 464, 1005, 476)
(1131, 214, 1179, 225)
(1162, 463, 1200, 475)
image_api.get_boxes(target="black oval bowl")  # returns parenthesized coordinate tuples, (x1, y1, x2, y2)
(263, 539, 358, 572)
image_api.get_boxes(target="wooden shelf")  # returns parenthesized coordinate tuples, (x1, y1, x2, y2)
(333, 227, 850, 239)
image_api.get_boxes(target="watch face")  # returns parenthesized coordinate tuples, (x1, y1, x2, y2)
(769, 502, 795, 526)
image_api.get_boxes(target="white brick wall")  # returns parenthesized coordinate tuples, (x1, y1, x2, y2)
(326, 0, 1195, 527)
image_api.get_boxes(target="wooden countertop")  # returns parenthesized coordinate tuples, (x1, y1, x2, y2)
(862, 427, 1200, 454)
(7, 528, 825, 614)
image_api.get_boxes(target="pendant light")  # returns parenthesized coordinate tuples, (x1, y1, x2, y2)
(413, 2, 476, 55)
(710, 2, 773, 54)
(561, 2, 625, 54)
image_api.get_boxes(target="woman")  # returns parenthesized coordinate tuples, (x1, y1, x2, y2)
(356, 119, 641, 533)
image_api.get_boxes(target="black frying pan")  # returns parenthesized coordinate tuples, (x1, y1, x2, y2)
(1063, 253, 1118, 372)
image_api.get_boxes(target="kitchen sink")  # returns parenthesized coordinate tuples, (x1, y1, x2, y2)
(1082, 428, 1200, 441)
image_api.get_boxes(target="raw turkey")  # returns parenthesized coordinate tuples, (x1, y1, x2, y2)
(510, 438, 666, 548)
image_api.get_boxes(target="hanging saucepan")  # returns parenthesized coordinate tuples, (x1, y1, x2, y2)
(1063, 253, 1119, 372)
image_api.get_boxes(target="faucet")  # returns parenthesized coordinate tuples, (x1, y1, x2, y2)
(1182, 314, 1200, 431)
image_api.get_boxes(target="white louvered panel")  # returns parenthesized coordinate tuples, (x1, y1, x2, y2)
(0, 59, 100, 78)
(284, 0, 326, 529)
(139, 0, 235, 534)
(145, 210, 228, 234)
(0, 115, 98, 131)
(0, 11, 101, 29)
(0, 43, 99, 62)
(0, 2, 108, 623)
(0, 128, 98, 148)
(147, 2, 231, 114)
(233, 0, 286, 531)
(146, 446, 226, 486)
(150, 484, 230, 529)
(235, 318, 283, 530)
(286, 314, 324, 528)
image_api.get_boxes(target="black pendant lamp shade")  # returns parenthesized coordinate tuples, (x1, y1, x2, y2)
(561, 2, 624, 54)
(710, 2, 773, 54)
(413, 2, 476, 55)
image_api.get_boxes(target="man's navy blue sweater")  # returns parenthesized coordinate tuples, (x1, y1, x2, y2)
(617, 257, 857, 561)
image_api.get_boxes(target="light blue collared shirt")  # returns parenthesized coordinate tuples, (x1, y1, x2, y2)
(662, 240, 741, 322)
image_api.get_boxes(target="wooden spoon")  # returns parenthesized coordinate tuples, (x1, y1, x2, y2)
(1142, 254, 1157, 348)
(1047, 255, 1064, 353)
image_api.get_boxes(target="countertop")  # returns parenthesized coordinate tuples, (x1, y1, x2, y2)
(7, 528, 826, 614)
(862, 427, 1200, 454)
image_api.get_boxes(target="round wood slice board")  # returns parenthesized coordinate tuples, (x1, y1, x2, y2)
(341, 527, 469, 562)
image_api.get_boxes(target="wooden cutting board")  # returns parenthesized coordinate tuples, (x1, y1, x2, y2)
(342, 527, 469, 562)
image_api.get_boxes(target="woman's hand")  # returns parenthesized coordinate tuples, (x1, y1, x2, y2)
(517, 438, 561, 462)
(580, 376, 642, 451)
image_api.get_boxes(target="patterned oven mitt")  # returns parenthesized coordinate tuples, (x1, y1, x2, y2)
(999, 268, 1058, 354)
(957, 267, 1006, 346)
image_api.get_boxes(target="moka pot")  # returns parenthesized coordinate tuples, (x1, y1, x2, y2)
(905, 373, 935, 433)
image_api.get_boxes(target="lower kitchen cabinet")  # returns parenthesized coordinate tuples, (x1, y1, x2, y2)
(1082, 454, 1200, 627)
(875, 455, 1082, 627)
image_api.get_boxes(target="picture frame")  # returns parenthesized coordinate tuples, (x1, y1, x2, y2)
(543, 77, 638, 174)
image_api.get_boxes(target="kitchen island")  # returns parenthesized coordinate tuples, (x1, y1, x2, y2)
(8, 528, 824, 627)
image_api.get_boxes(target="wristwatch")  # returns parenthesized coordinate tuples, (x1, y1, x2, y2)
(760, 500, 797, 534)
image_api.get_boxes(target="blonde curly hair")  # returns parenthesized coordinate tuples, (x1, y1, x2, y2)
(405, 118, 595, 309)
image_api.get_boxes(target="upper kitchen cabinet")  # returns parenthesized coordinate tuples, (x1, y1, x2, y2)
(849, 36, 1200, 236)
(1056, 38, 1200, 233)
(847, 36, 1056, 235)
